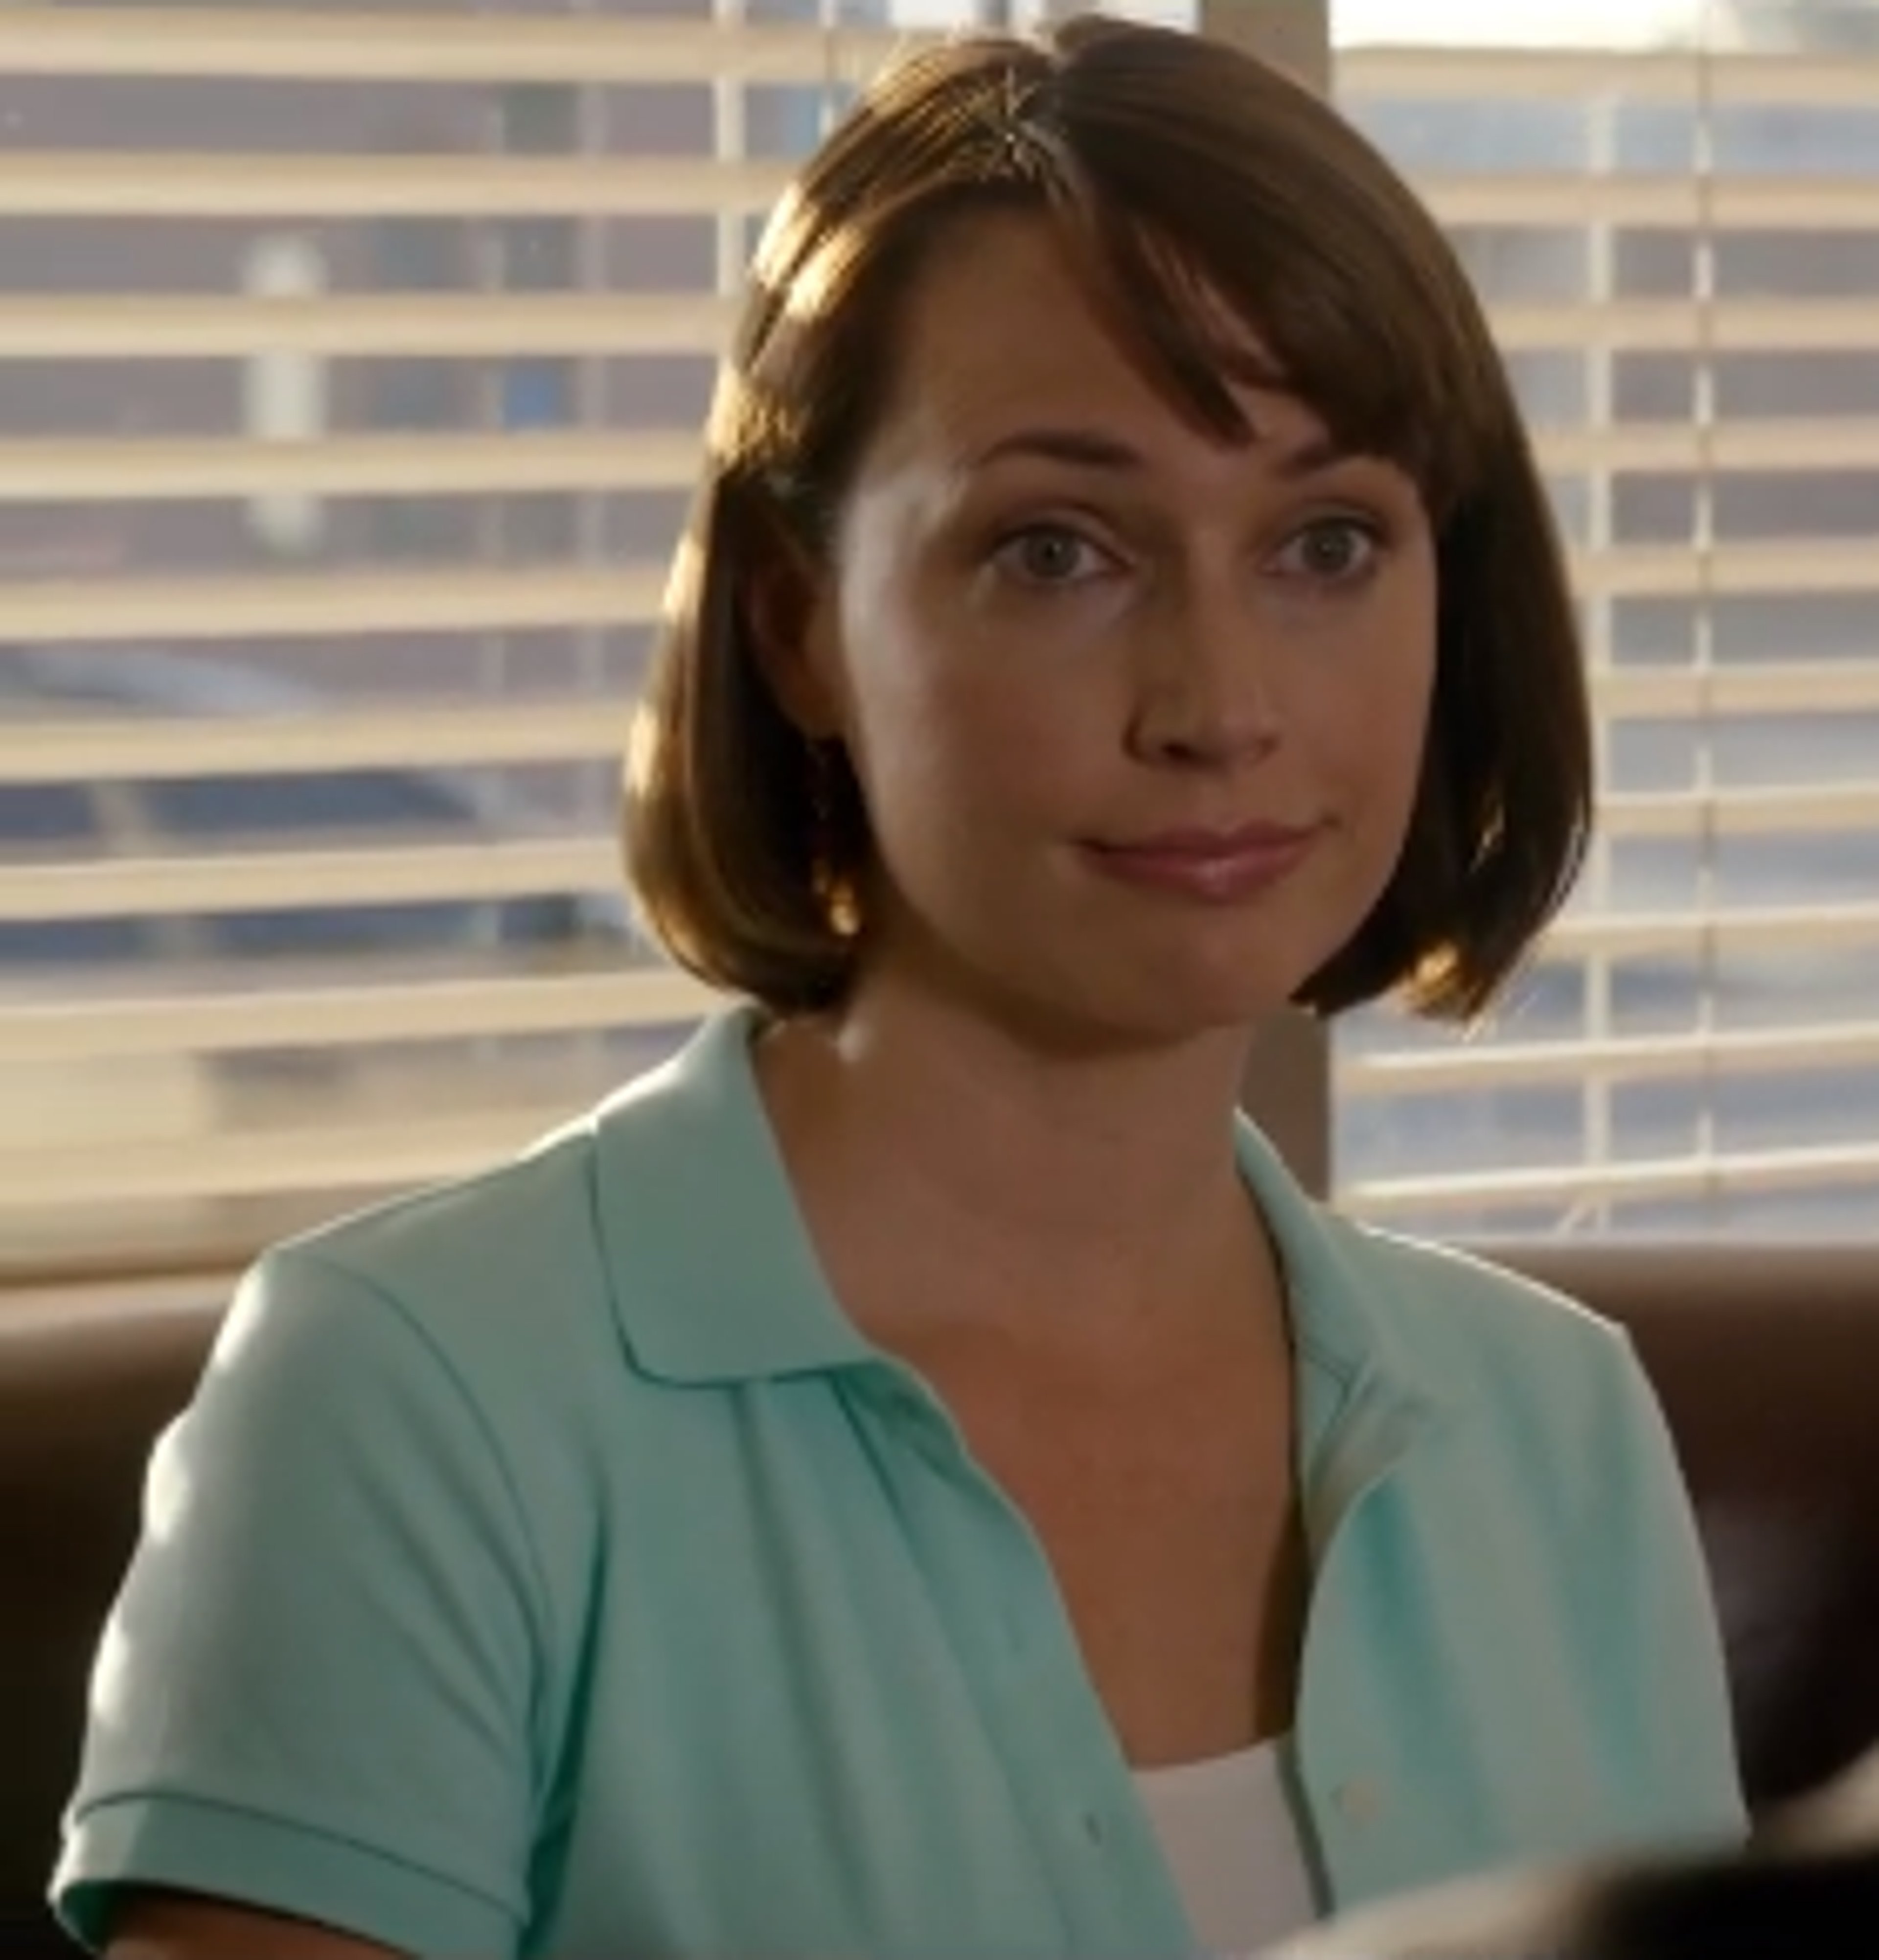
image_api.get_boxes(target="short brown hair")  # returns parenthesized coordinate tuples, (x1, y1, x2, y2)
(624, 13, 1591, 1022)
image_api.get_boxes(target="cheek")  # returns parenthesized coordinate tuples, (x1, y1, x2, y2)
(1352, 573, 1439, 788)
(841, 599, 1096, 817)
(1378, 638, 1439, 782)
(1296, 615, 1437, 826)
(861, 673, 1078, 842)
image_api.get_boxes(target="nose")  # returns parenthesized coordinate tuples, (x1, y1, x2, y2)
(1125, 571, 1284, 769)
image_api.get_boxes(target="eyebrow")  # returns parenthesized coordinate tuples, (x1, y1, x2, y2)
(966, 424, 1362, 481)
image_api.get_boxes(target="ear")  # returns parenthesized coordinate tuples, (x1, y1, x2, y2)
(743, 524, 846, 741)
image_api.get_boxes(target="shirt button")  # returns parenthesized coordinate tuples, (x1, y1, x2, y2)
(1081, 1810, 1106, 1847)
(1335, 1776, 1384, 1825)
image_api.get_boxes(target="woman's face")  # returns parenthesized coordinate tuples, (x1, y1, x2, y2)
(779, 211, 1439, 1050)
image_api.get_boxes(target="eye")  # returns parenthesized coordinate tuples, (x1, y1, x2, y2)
(1272, 516, 1383, 587)
(992, 523, 1114, 588)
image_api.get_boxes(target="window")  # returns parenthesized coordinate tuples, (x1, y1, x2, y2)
(0, 0, 854, 1282)
(0, 780, 148, 968)
(8, 0, 1868, 1282)
(1333, 1, 1879, 1237)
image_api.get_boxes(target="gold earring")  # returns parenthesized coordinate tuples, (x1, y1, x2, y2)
(808, 740, 862, 941)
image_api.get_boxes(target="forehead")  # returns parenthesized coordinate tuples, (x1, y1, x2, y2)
(861, 210, 1333, 476)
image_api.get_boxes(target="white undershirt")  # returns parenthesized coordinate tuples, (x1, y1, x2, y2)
(1134, 1736, 1320, 1956)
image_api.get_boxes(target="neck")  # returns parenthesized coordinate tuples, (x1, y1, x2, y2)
(755, 968, 1267, 1341)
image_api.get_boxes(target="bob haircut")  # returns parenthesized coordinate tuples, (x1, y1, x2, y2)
(625, 12, 1592, 1022)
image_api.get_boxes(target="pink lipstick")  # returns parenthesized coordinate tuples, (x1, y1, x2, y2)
(1085, 822, 1319, 902)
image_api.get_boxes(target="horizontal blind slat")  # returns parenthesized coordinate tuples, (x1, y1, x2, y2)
(0, 294, 733, 360)
(1548, 900, 1879, 959)
(1534, 418, 1879, 475)
(0, 1105, 591, 1209)
(0, 969, 719, 1063)
(1345, 1139, 1879, 1218)
(0, 566, 665, 641)
(0, 837, 625, 921)
(1601, 664, 1879, 721)
(0, 9, 915, 85)
(1425, 173, 1879, 231)
(0, 700, 628, 784)
(1493, 298, 1879, 355)
(1340, 1018, 1879, 1096)
(0, 153, 791, 220)
(1339, 46, 1879, 106)
(1569, 539, 1879, 600)
(0, 431, 702, 503)
(1601, 782, 1879, 840)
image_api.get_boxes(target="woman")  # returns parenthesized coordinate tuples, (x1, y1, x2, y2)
(58, 17, 1744, 1960)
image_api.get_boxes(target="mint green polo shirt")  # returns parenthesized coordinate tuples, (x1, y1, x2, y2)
(55, 1006, 1745, 1959)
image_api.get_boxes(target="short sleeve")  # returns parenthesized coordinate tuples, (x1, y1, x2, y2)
(53, 1246, 548, 1957)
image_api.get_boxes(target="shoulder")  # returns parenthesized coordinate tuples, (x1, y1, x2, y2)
(231, 1113, 617, 1424)
(1305, 1208, 1670, 1477)
(1317, 1202, 1629, 1366)
(201, 1045, 725, 1543)
(1368, 1217, 1616, 1337)
(172, 1093, 680, 1680)
(1238, 1117, 1638, 1431)
(206, 1013, 775, 1496)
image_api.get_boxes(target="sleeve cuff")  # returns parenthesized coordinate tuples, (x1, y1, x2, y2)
(53, 1793, 523, 1958)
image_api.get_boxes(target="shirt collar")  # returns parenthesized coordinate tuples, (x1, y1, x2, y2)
(1230, 1115, 1454, 1549)
(591, 1002, 1452, 1462)
(590, 1005, 875, 1384)
(1231, 1114, 1449, 1409)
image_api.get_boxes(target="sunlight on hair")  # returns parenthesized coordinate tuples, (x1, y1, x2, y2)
(623, 697, 661, 798)
(752, 176, 872, 337)
(704, 365, 802, 476)
(702, 369, 746, 466)
(660, 527, 707, 634)
(1406, 944, 1466, 1015)
(778, 220, 865, 331)
(750, 182, 812, 297)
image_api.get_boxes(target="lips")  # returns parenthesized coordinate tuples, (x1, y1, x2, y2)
(1084, 821, 1321, 902)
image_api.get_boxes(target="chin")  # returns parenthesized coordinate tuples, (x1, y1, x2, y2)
(930, 917, 1329, 1054)
(1129, 947, 1322, 1033)
(1043, 967, 1309, 1055)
